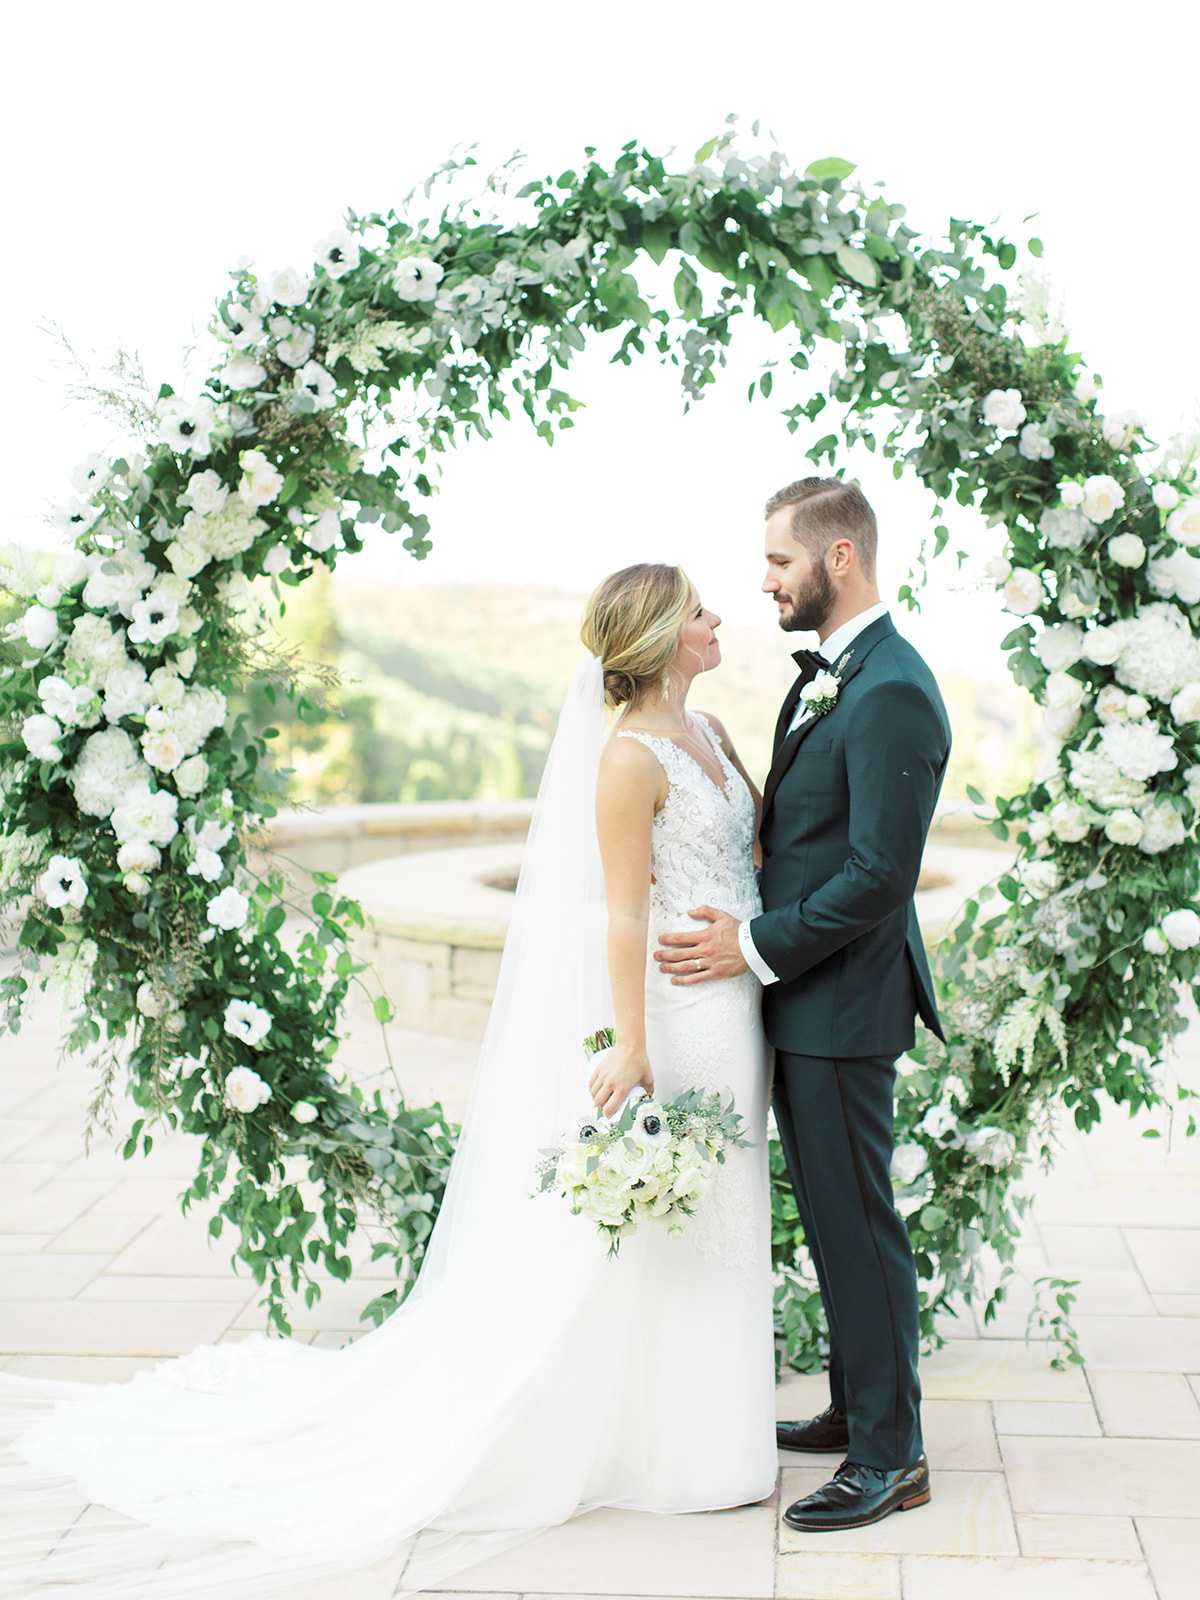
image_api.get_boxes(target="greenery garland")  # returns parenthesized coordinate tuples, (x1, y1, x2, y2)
(2, 128, 1197, 1360)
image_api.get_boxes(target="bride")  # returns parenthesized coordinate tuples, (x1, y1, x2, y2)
(0, 563, 776, 1599)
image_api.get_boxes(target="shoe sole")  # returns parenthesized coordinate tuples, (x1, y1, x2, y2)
(783, 1487, 931, 1531)
(776, 1442, 849, 1453)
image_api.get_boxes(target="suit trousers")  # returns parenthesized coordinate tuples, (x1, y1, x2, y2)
(773, 1050, 923, 1469)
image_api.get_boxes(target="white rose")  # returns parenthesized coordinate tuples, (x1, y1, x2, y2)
(1035, 624, 1083, 673)
(261, 544, 291, 576)
(54, 548, 90, 591)
(223, 354, 267, 390)
(981, 388, 1027, 432)
(1143, 926, 1170, 955)
(174, 753, 209, 797)
(1171, 683, 1200, 725)
(1074, 371, 1100, 403)
(1059, 481, 1086, 509)
(1019, 422, 1054, 461)
(224, 1063, 273, 1110)
(124, 871, 152, 896)
(1139, 795, 1186, 855)
(1003, 568, 1044, 615)
(136, 981, 169, 1018)
(1049, 799, 1092, 842)
(1104, 808, 1143, 846)
(1059, 583, 1098, 620)
(963, 1125, 1017, 1167)
(1167, 499, 1200, 546)
(1043, 704, 1081, 739)
(164, 536, 210, 579)
(1080, 625, 1123, 666)
(149, 667, 187, 710)
(117, 840, 160, 875)
(1152, 483, 1181, 512)
(1021, 860, 1061, 899)
(110, 781, 178, 847)
(266, 266, 311, 307)
(271, 318, 316, 369)
(39, 854, 87, 910)
(1045, 672, 1087, 711)
(180, 470, 229, 515)
(1095, 685, 1131, 724)
(1083, 475, 1127, 522)
(984, 555, 1012, 584)
(224, 1000, 273, 1049)
(1127, 696, 1151, 719)
(174, 645, 198, 676)
(291, 1100, 320, 1123)
(20, 604, 59, 652)
(890, 1143, 929, 1186)
(207, 885, 249, 930)
(393, 256, 444, 302)
(301, 509, 341, 553)
(141, 726, 186, 773)
(1101, 409, 1142, 451)
(188, 846, 224, 883)
(314, 228, 360, 279)
(1161, 909, 1200, 950)
(1108, 533, 1146, 568)
(239, 449, 286, 507)
(1148, 550, 1200, 605)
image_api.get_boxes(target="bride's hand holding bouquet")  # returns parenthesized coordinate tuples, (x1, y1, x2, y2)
(586, 1029, 653, 1118)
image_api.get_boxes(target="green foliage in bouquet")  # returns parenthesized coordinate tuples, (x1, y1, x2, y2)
(3, 122, 1198, 1358)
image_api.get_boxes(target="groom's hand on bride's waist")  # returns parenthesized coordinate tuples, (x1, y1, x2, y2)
(654, 907, 749, 984)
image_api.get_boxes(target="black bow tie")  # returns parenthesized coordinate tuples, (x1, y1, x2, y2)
(791, 648, 829, 682)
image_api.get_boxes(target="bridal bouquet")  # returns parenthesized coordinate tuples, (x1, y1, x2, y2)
(535, 1028, 753, 1257)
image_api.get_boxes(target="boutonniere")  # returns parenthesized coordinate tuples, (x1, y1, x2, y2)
(799, 650, 854, 718)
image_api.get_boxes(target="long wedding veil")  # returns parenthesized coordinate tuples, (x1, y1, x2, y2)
(0, 654, 619, 1600)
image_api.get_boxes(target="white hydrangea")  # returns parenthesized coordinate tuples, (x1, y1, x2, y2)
(1038, 505, 1094, 551)
(1148, 549, 1200, 605)
(110, 781, 179, 847)
(68, 727, 151, 818)
(1035, 624, 1084, 673)
(102, 661, 151, 722)
(82, 547, 158, 616)
(1113, 604, 1200, 701)
(1166, 498, 1200, 546)
(1099, 719, 1178, 782)
(1161, 909, 1200, 950)
(1068, 747, 1147, 811)
(1138, 795, 1186, 854)
(1082, 474, 1126, 522)
(984, 555, 1012, 584)
(181, 500, 266, 562)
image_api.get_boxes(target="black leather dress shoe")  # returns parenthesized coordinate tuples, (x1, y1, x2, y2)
(775, 1405, 850, 1453)
(783, 1456, 931, 1531)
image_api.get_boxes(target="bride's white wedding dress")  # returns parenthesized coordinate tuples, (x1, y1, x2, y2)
(0, 662, 775, 1599)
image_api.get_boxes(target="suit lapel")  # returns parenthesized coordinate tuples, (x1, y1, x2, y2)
(762, 614, 897, 821)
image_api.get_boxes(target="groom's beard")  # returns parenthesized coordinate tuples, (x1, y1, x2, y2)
(777, 565, 836, 633)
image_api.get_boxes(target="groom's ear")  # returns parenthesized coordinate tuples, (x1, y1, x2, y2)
(828, 538, 856, 576)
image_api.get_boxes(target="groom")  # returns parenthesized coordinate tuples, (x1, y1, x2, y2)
(655, 476, 950, 1531)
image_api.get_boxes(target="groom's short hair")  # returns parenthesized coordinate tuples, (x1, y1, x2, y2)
(764, 476, 877, 579)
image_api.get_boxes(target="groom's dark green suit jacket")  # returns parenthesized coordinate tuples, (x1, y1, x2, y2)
(751, 614, 950, 1058)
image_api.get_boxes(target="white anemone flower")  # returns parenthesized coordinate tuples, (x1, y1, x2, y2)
(159, 399, 216, 457)
(314, 228, 360, 279)
(294, 361, 337, 410)
(127, 591, 180, 647)
(221, 304, 264, 348)
(70, 453, 111, 494)
(51, 498, 101, 537)
(39, 854, 87, 910)
(224, 999, 272, 1049)
(393, 256, 444, 302)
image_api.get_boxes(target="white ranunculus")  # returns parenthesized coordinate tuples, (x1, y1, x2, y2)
(1143, 926, 1170, 955)
(1021, 860, 1061, 900)
(1149, 549, 1200, 605)
(111, 781, 179, 846)
(266, 266, 311, 307)
(1035, 623, 1084, 673)
(117, 840, 160, 876)
(302, 509, 341, 553)
(1059, 481, 1086, 509)
(180, 469, 229, 515)
(173, 753, 209, 798)
(1045, 672, 1088, 711)
(159, 398, 216, 458)
(1049, 800, 1092, 842)
(223, 354, 267, 390)
(1095, 685, 1131, 725)
(984, 555, 1012, 584)
(224, 1000, 272, 1049)
(1104, 808, 1143, 846)
(291, 1100, 320, 1124)
(224, 1063, 273, 1109)
(1101, 409, 1143, 450)
(1138, 795, 1186, 855)
(124, 871, 152, 896)
(1019, 422, 1054, 461)
(294, 361, 337, 410)
(238, 449, 285, 507)
(963, 1125, 1017, 1167)
(140, 727, 186, 773)
(890, 1143, 928, 1185)
(1080, 625, 1123, 666)
(981, 388, 1026, 432)
(393, 256, 444, 302)
(1161, 909, 1200, 950)
(270, 318, 316, 368)
(314, 228, 361, 279)
(1171, 682, 1200, 725)
(127, 591, 180, 647)
(207, 885, 249, 930)
(1003, 568, 1044, 614)
(261, 543, 291, 576)
(1074, 371, 1100, 403)
(1167, 499, 1200, 546)
(1152, 483, 1181, 512)
(39, 854, 87, 910)
(1100, 718, 1178, 782)
(149, 667, 187, 710)
(20, 604, 59, 652)
(1108, 533, 1146, 568)
(1082, 474, 1127, 523)
(221, 303, 264, 347)
(23, 713, 63, 760)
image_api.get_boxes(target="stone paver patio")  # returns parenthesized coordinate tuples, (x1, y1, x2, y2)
(1, 957, 1198, 1599)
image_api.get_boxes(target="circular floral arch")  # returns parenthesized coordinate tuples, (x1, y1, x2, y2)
(3, 130, 1198, 1362)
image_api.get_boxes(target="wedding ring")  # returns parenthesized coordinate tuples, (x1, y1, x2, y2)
(694, 958, 703, 971)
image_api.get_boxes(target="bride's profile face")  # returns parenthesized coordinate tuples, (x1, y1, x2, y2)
(673, 591, 722, 677)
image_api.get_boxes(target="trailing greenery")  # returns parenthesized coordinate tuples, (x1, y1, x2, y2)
(2, 126, 1197, 1358)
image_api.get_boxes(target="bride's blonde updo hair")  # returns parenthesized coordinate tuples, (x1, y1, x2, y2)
(580, 563, 693, 709)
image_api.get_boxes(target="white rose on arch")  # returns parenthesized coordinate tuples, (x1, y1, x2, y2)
(984, 556, 1012, 585)
(918, 1103, 965, 1147)
(1161, 909, 1200, 951)
(1166, 498, 1200, 545)
(1101, 409, 1143, 451)
(1083, 475, 1127, 523)
(963, 1126, 1017, 1167)
(269, 317, 316, 369)
(1104, 808, 1143, 846)
(1138, 795, 1187, 855)
(1080, 625, 1124, 667)
(981, 388, 1026, 432)
(1095, 685, 1131, 725)
(1152, 483, 1181, 513)
(20, 605, 60, 653)
(1143, 926, 1170, 955)
(890, 1143, 929, 1186)
(1003, 568, 1044, 614)
(1048, 799, 1092, 842)
(1019, 422, 1054, 461)
(207, 885, 250, 931)
(239, 449, 286, 507)
(1039, 505, 1094, 551)
(1035, 624, 1084, 673)
(1108, 533, 1146, 569)
(1059, 481, 1086, 510)
(1099, 719, 1178, 782)
(265, 266, 311, 307)
(224, 1064, 273, 1111)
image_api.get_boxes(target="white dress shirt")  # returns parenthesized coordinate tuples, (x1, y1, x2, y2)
(738, 604, 890, 986)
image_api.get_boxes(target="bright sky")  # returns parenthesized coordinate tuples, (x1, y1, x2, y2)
(4, 0, 1196, 679)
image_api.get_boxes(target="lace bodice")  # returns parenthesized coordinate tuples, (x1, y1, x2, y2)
(616, 713, 760, 933)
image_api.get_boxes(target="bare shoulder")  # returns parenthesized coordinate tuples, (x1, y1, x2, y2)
(694, 709, 732, 750)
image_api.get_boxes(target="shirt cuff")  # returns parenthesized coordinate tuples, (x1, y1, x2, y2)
(738, 918, 779, 986)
